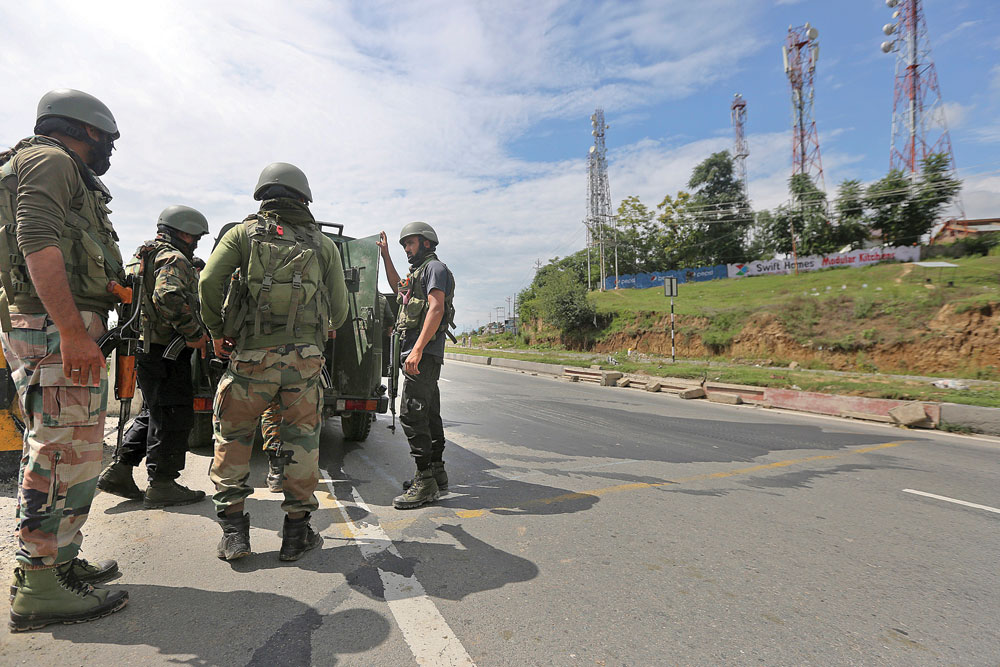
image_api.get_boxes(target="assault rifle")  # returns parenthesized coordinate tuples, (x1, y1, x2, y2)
(386, 328, 400, 433)
(97, 274, 142, 457)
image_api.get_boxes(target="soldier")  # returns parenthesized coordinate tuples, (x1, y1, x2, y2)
(0, 89, 129, 630)
(97, 206, 211, 508)
(377, 222, 456, 509)
(262, 399, 284, 493)
(199, 162, 348, 561)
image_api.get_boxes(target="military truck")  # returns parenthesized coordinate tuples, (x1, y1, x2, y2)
(188, 222, 393, 448)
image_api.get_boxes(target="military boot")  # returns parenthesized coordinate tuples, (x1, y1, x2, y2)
(8, 565, 129, 632)
(402, 461, 448, 497)
(97, 461, 143, 500)
(217, 512, 251, 561)
(143, 479, 207, 509)
(9, 556, 119, 600)
(279, 514, 323, 561)
(266, 455, 284, 493)
(393, 469, 439, 509)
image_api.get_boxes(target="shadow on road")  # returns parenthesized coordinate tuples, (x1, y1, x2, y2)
(226, 523, 538, 603)
(38, 584, 391, 666)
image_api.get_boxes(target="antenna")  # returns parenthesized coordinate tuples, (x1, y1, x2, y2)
(783, 23, 825, 192)
(881, 1, 963, 199)
(731, 93, 750, 200)
(584, 108, 618, 291)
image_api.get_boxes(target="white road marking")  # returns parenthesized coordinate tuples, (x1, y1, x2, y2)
(320, 469, 475, 666)
(440, 378, 452, 382)
(903, 489, 1000, 515)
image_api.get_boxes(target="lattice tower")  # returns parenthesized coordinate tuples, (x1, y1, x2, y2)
(584, 108, 617, 290)
(731, 93, 750, 199)
(782, 23, 825, 193)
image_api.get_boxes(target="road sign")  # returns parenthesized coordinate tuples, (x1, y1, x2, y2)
(664, 277, 678, 297)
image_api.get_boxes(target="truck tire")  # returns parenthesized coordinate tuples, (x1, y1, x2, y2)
(188, 412, 214, 453)
(341, 413, 372, 442)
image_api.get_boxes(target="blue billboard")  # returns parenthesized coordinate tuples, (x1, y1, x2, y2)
(604, 265, 728, 291)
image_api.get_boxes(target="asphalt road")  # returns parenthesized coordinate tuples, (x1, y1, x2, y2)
(2, 360, 999, 665)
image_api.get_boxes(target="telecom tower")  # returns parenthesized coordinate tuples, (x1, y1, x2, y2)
(731, 93, 750, 199)
(782, 23, 825, 193)
(880, 0, 959, 180)
(584, 108, 617, 291)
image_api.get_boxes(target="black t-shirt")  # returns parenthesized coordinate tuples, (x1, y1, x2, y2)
(400, 259, 452, 360)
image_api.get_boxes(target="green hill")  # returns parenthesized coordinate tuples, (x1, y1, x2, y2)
(534, 254, 1000, 378)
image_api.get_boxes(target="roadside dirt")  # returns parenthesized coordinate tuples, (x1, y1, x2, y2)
(529, 302, 1000, 375)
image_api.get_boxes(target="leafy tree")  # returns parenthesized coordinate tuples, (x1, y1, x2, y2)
(830, 178, 869, 250)
(616, 195, 655, 275)
(683, 151, 752, 265)
(866, 153, 961, 246)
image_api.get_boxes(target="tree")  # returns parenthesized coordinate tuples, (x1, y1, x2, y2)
(615, 196, 655, 275)
(684, 151, 752, 266)
(866, 153, 961, 246)
(830, 179, 869, 250)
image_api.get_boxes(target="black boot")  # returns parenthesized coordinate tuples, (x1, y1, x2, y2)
(402, 461, 448, 497)
(217, 512, 251, 561)
(279, 514, 322, 562)
(97, 462, 143, 500)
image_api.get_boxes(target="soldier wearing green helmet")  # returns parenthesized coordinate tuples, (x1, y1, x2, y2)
(378, 221, 456, 509)
(200, 162, 348, 562)
(0, 89, 128, 630)
(98, 205, 211, 510)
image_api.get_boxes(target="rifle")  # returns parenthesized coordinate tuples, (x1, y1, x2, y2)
(97, 274, 142, 458)
(386, 328, 400, 433)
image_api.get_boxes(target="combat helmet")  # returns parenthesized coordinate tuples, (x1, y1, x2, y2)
(398, 221, 438, 246)
(36, 89, 119, 140)
(253, 162, 312, 202)
(157, 205, 209, 236)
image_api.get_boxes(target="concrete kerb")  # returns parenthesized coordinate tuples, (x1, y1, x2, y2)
(442, 353, 1000, 434)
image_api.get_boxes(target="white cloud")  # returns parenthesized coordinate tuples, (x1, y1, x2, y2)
(0, 0, 790, 330)
(941, 101, 972, 129)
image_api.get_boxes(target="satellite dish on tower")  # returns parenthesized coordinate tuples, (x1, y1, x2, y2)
(589, 146, 596, 154)
(807, 26, 818, 40)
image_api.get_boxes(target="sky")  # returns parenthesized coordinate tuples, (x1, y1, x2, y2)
(1, 0, 998, 332)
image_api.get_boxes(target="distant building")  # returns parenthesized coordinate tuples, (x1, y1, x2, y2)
(931, 218, 1000, 244)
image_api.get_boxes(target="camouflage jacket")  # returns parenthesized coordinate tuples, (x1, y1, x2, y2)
(127, 236, 204, 347)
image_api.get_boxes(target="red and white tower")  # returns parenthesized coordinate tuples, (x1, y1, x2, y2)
(881, 0, 958, 179)
(782, 23, 825, 192)
(731, 93, 749, 199)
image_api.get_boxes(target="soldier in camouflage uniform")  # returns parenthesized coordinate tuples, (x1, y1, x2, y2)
(97, 205, 210, 508)
(0, 89, 129, 630)
(199, 163, 348, 562)
(261, 399, 285, 492)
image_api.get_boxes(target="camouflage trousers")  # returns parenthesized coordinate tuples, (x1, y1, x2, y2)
(210, 344, 324, 515)
(0, 311, 107, 568)
(261, 399, 281, 455)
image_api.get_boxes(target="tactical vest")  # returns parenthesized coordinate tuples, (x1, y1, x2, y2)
(396, 253, 456, 341)
(221, 212, 330, 348)
(0, 136, 123, 317)
(126, 239, 193, 350)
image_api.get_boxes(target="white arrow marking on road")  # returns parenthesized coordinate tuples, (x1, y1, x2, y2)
(903, 489, 1000, 515)
(320, 469, 476, 666)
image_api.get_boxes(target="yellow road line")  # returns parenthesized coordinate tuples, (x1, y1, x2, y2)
(376, 441, 908, 532)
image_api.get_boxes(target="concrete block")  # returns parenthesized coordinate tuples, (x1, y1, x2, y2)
(645, 381, 662, 392)
(940, 403, 1000, 436)
(616, 378, 631, 387)
(679, 387, 706, 400)
(840, 411, 894, 424)
(600, 371, 623, 387)
(445, 352, 491, 365)
(590, 365, 602, 369)
(888, 403, 931, 427)
(708, 392, 743, 405)
(491, 357, 561, 376)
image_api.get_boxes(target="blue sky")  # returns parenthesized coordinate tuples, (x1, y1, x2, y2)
(0, 1, 997, 331)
